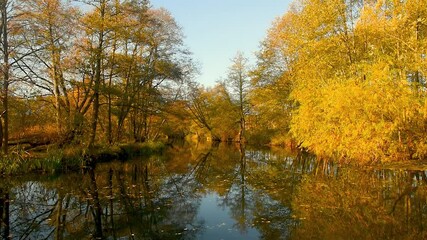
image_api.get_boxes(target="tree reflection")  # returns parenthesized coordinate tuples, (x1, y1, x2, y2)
(291, 168, 427, 239)
(245, 148, 304, 239)
(3, 145, 427, 239)
(78, 158, 204, 239)
(218, 143, 252, 233)
(0, 156, 205, 239)
(87, 167, 103, 239)
(0, 186, 10, 239)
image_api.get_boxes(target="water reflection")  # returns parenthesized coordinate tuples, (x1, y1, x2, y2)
(0, 187, 10, 239)
(1, 143, 427, 239)
(292, 168, 427, 239)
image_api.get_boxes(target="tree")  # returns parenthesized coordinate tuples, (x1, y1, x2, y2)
(17, 0, 80, 136)
(226, 52, 250, 142)
(81, 0, 109, 147)
(250, 0, 427, 162)
(0, 0, 20, 154)
(188, 82, 239, 141)
(249, 32, 294, 146)
(0, 0, 195, 150)
(131, 8, 191, 142)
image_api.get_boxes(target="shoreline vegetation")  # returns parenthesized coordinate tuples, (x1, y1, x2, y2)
(3, 138, 427, 177)
(0, 137, 297, 176)
(0, 141, 165, 176)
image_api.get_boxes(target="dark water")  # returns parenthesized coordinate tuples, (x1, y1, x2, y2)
(1, 143, 427, 239)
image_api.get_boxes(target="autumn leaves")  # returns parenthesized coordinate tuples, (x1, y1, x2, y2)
(263, 0, 427, 162)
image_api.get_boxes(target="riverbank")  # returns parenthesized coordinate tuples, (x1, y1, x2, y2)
(0, 141, 166, 176)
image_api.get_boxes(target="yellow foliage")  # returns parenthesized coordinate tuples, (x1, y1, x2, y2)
(262, 0, 427, 163)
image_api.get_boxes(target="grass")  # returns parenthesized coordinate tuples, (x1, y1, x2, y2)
(0, 141, 166, 176)
(118, 141, 165, 158)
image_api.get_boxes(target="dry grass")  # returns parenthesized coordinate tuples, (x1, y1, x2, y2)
(10, 124, 60, 144)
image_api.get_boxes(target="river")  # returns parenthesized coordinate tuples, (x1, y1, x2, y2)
(0, 142, 426, 239)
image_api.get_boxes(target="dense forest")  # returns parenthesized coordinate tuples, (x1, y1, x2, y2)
(0, 0, 426, 165)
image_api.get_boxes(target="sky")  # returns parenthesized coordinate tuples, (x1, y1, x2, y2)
(150, 0, 292, 87)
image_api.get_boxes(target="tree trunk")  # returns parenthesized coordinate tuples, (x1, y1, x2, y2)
(1, 0, 9, 155)
(89, 0, 106, 148)
(48, 9, 66, 134)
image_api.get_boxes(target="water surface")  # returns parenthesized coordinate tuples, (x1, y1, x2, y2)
(0, 143, 426, 239)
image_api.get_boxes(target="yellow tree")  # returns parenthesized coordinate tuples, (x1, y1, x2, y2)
(249, 25, 295, 146)
(251, 0, 427, 162)
(188, 83, 239, 141)
(287, 0, 427, 162)
(226, 52, 250, 142)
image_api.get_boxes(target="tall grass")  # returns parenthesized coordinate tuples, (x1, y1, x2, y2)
(0, 141, 166, 176)
(0, 148, 71, 175)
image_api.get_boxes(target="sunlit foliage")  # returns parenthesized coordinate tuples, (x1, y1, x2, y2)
(188, 83, 240, 141)
(255, 0, 427, 162)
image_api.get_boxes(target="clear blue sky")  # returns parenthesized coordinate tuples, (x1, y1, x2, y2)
(150, 0, 291, 87)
